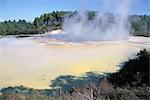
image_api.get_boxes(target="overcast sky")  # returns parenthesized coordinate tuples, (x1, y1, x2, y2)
(0, 0, 149, 21)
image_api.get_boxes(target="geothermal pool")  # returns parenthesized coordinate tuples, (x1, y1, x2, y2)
(0, 36, 149, 89)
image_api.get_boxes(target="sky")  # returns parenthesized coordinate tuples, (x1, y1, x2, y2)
(0, 0, 150, 22)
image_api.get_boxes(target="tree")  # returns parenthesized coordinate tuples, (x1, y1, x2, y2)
(130, 15, 150, 36)
(108, 49, 149, 87)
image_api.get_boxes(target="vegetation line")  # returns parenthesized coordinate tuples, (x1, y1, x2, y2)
(0, 11, 150, 37)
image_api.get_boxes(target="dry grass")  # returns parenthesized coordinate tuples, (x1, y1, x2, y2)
(1, 79, 149, 100)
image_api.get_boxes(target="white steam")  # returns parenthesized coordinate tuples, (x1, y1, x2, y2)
(62, 0, 132, 41)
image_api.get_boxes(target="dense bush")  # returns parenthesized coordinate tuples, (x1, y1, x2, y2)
(0, 20, 37, 35)
(108, 49, 149, 87)
(130, 15, 150, 36)
(0, 11, 149, 36)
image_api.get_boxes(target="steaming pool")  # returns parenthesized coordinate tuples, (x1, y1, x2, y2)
(0, 36, 150, 89)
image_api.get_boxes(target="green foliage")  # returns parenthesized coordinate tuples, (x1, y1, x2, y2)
(33, 11, 67, 32)
(108, 49, 150, 87)
(0, 20, 37, 35)
(0, 11, 149, 37)
(50, 72, 104, 92)
(1, 82, 150, 100)
(130, 15, 150, 36)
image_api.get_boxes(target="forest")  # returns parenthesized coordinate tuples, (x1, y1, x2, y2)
(0, 11, 150, 37)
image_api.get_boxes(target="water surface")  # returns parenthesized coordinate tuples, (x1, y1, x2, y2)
(0, 37, 149, 89)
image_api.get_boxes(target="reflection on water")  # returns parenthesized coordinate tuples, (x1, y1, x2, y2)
(0, 37, 149, 89)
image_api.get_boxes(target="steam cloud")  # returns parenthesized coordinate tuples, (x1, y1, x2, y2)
(61, 0, 132, 42)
